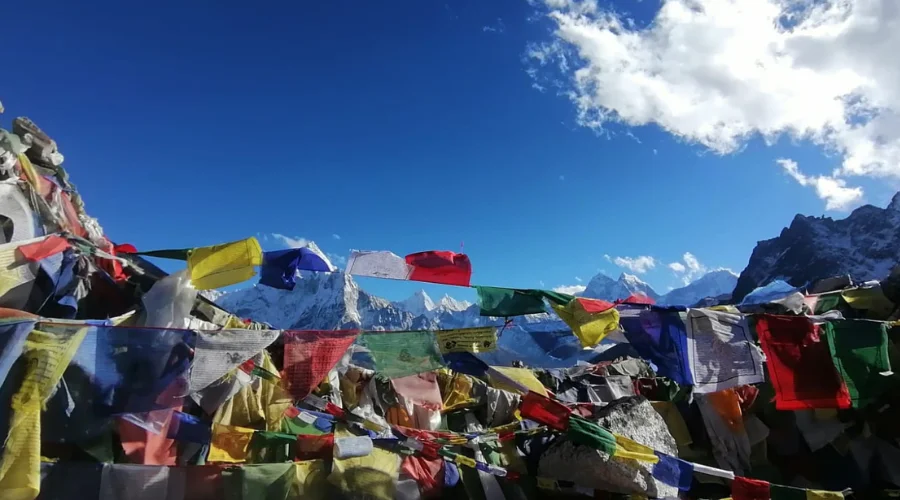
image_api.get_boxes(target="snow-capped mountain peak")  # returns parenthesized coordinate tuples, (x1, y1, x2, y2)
(657, 269, 739, 306)
(395, 290, 436, 317)
(582, 272, 660, 301)
(439, 294, 472, 312)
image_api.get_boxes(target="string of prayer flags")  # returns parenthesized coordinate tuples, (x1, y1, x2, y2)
(756, 315, 852, 410)
(187, 237, 263, 290)
(283, 330, 360, 400)
(551, 297, 619, 347)
(359, 331, 444, 378)
(731, 476, 844, 500)
(99, 464, 186, 500)
(259, 247, 333, 291)
(404, 251, 472, 287)
(475, 286, 570, 317)
(823, 319, 892, 408)
(685, 309, 765, 394)
(619, 309, 694, 386)
(435, 327, 497, 354)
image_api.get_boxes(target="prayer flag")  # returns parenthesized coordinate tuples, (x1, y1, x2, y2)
(187, 237, 263, 290)
(520, 391, 571, 430)
(756, 315, 851, 410)
(346, 251, 413, 280)
(567, 415, 617, 454)
(167, 411, 212, 444)
(651, 452, 693, 491)
(405, 250, 472, 287)
(488, 366, 548, 396)
(824, 319, 891, 408)
(474, 286, 547, 317)
(329, 426, 401, 500)
(208, 424, 255, 463)
(685, 308, 765, 394)
(613, 434, 660, 463)
(619, 309, 693, 386)
(16, 235, 69, 262)
(618, 293, 656, 305)
(435, 327, 497, 354)
(551, 298, 620, 347)
(841, 285, 897, 319)
(731, 476, 770, 500)
(190, 328, 280, 392)
(360, 331, 443, 378)
(283, 330, 360, 400)
(259, 247, 332, 291)
(99, 464, 186, 500)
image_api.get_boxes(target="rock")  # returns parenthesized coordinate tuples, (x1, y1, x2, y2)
(537, 396, 678, 498)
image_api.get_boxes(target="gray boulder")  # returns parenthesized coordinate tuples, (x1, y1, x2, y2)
(538, 396, 678, 498)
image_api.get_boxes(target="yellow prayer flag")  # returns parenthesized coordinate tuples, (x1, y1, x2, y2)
(329, 426, 400, 500)
(488, 366, 548, 397)
(551, 301, 620, 347)
(0, 325, 87, 500)
(806, 491, 844, 500)
(208, 424, 255, 463)
(436, 327, 497, 354)
(454, 454, 476, 468)
(290, 460, 328, 500)
(187, 237, 263, 290)
(613, 434, 660, 464)
(841, 286, 896, 319)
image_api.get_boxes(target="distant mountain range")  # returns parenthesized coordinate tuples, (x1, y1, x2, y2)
(215, 193, 900, 334)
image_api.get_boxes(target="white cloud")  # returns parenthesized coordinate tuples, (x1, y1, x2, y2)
(528, 0, 900, 210)
(483, 18, 506, 33)
(668, 262, 686, 273)
(271, 233, 309, 248)
(540, 280, 546, 287)
(553, 284, 587, 295)
(669, 252, 708, 285)
(574, 276, 583, 282)
(533, 82, 547, 92)
(612, 255, 656, 274)
(652, 148, 658, 155)
(603, 254, 611, 262)
(777, 158, 863, 210)
(559, 174, 566, 181)
(332, 233, 341, 240)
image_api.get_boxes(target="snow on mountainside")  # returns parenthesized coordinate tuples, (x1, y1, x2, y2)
(731, 192, 900, 302)
(656, 269, 739, 306)
(581, 273, 660, 301)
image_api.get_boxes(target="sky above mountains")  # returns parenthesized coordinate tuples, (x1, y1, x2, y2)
(3, 0, 900, 301)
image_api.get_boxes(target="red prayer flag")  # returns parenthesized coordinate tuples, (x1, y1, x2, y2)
(731, 476, 770, 500)
(401, 456, 445, 496)
(576, 297, 616, 313)
(617, 293, 656, 305)
(755, 315, 852, 410)
(296, 433, 334, 460)
(282, 330, 360, 400)
(17, 235, 70, 262)
(405, 251, 472, 287)
(520, 391, 572, 431)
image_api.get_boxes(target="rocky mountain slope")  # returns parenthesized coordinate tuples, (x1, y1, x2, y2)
(731, 193, 900, 302)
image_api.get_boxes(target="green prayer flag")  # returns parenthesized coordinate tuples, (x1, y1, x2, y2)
(475, 286, 548, 317)
(824, 319, 892, 408)
(538, 290, 575, 306)
(360, 331, 444, 378)
(566, 415, 617, 455)
(249, 431, 297, 463)
(815, 294, 843, 315)
(239, 463, 295, 500)
(282, 414, 326, 436)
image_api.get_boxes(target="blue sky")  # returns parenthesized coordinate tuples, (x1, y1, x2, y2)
(4, 0, 900, 303)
